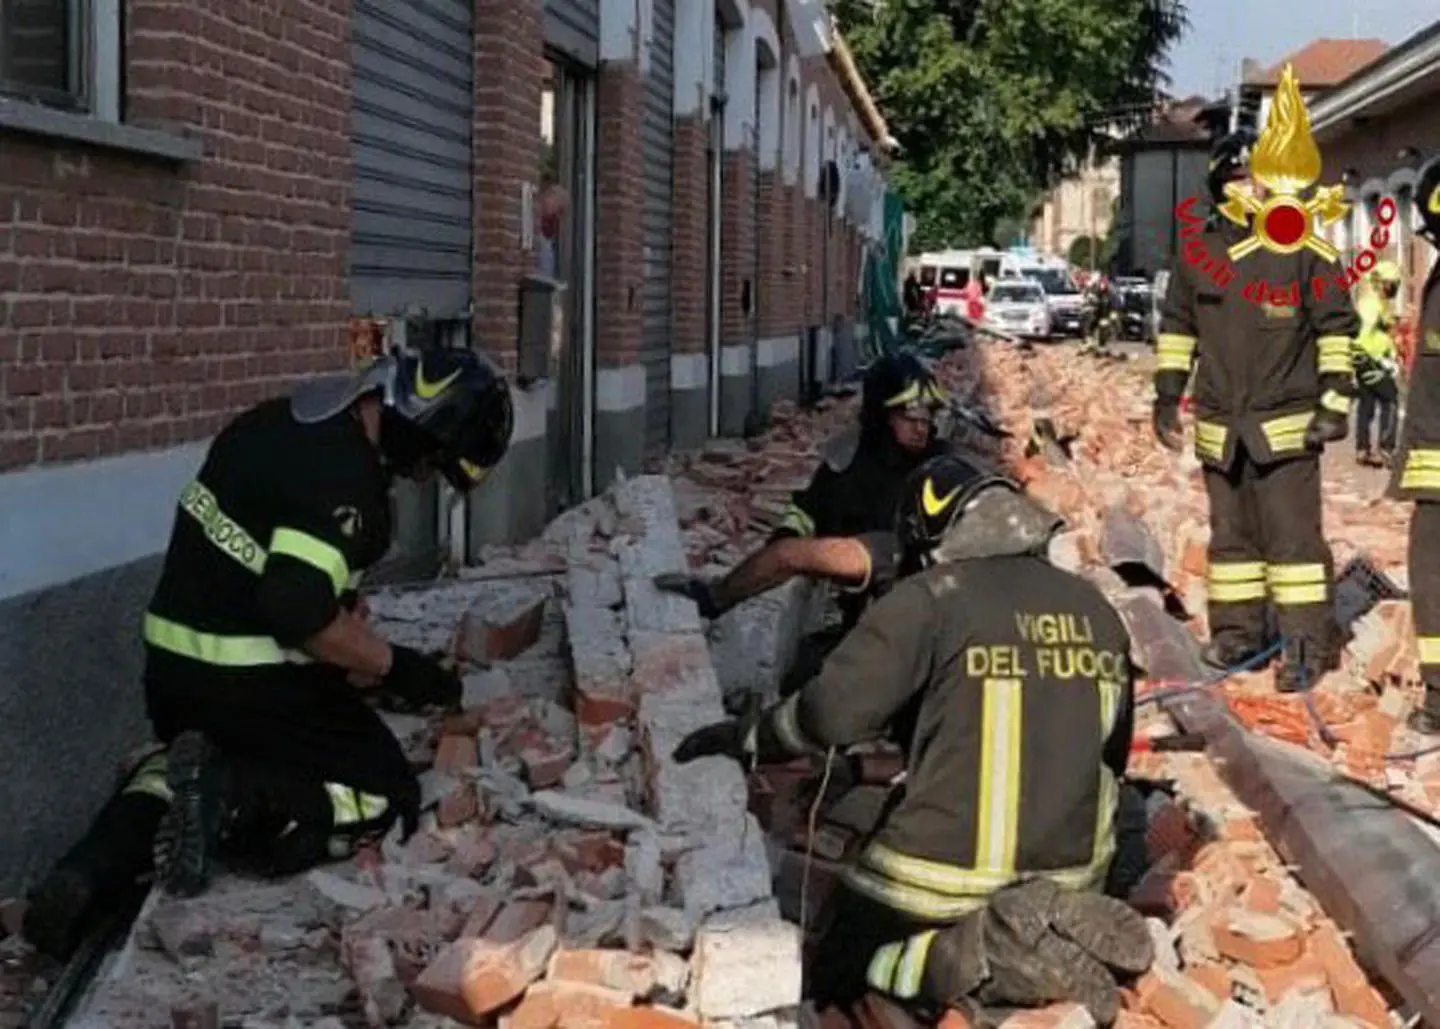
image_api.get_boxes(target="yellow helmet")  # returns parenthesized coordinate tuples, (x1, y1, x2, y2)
(1373, 260, 1402, 284)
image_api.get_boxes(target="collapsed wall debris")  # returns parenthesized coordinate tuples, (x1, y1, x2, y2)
(16, 477, 801, 1029)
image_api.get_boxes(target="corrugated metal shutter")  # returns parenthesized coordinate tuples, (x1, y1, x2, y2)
(351, 0, 474, 319)
(545, 0, 599, 66)
(641, 0, 676, 454)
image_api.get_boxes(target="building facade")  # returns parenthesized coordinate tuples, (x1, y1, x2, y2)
(1029, 150, 1121, 263)
(0, 0, 894, 890)
(1308, 22, 1440, 322)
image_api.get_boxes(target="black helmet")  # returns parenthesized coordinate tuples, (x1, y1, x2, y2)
(895, 453, 1016, 568)
(382, 347, 514, 491)
(1208, 130, 1256, 205)
(862, 352, 947, 431)
(1417, 153, 1440, 245)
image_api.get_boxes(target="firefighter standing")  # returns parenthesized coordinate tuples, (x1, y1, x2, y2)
(25, 347, 515, 960)
(1393, 156, 1440, 735)
(1353, 260, 1403, 467)
(672, 455, 1153, 1028)
(655, 353, 947, 676)
(1154, 130, 1360, 692)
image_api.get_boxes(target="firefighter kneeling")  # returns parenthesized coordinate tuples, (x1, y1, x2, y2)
(25, 346, 515, 961)
(671, 455, 1153, 1028)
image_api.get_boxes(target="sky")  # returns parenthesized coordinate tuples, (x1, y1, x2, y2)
(1164, 0, 1438, 98)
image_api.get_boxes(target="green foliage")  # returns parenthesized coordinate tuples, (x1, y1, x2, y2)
(835, 0, 1187, 251)
(1068, 235, 1102, 267)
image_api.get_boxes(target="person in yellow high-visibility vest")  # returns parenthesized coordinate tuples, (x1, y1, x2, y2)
(1352, 261, 1403, 467)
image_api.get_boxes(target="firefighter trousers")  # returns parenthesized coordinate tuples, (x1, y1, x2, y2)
(1202, 450, 1335, 657)
(1409, 503, 1440, 718)
(146, 667, 419, 870)
(1355, 378, 1398, 455)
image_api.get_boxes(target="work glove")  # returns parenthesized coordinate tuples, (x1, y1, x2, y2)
(653, 572, 726, 620)
(1304, 408, 1349, 450)
(921, 878, 1155, 1028)
(672, 718, 751, 764)
(380, 645, 462, 711)
(1152, 399, 1183, 452)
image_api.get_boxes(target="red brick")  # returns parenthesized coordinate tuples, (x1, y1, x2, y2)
(606, 1006, 699, 1029)
(411, 927, 557, 1025)
(470, 597, 547, 661)
(547, 949, 657, 998)
(509, 980, 633, 1029)
(1310, 927, 1390, 1027)
(447, 828, 498, 878)
(436, 734, 480, 775)
(486, 898, 556, 944)
(437, 780, 481, 828)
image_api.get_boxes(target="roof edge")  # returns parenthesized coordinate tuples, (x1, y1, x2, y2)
(1310, 21, 1440, 130)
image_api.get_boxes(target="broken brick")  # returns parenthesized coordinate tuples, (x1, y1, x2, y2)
(466, 596, 547, 662)
(447, 828, 498, 878)
(508, 979, 633, 1029)
(1240, 877, 1282, 916)
(523, 746, 573, 789)
(606, 1006, 700, 1029)
(435, 734, 479, 775)
(437, 780, 481, 828)
(487, 898, 556, 944)
(343, 933, 409, 1024)
(1211, 910, 1304, 969)
(548, 949, 657, 998)
(1135, 966, 1219, 1029)
(554, 831, 625, 875)
(411, 926, 557, 1025)
(461, 893, 505, 938)
(1310, 926, 1390, 1027)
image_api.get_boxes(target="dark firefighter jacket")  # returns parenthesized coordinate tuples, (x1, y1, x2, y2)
(143, 397, 392, 705)
(754, 490, 1135, 921)
(1396, 262, 1440, 501)
(774, 424, 943, 624)
(1156, 219, 1360, 469)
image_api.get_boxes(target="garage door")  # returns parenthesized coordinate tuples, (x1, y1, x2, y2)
(641, 0, 676, 454)
(351, 0, 474, 319)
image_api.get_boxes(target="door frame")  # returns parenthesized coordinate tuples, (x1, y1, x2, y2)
(544, 51, 598, 509)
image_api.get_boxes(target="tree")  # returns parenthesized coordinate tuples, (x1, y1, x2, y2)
(837, 0, 1187, 251)
(1068, 235, 1102, 268)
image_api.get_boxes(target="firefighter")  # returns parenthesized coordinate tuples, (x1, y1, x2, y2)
(671, 454, 1153, 1028)
(1154, 130, 1360, 692)
(654, 353, 946, 670)
(1353, 260, 1403, 467)
(24, 346, 515, 960)
(1394, 155, 1440, 735)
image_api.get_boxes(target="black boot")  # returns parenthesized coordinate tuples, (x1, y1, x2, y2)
(1356, 448, 1373, 466)
(1276, 635, 1331, 694)
(1201, 635, 1265, 673)
(1407, 689, 1440, 736)
(23, 755, 169, 961)
(153, 731, 230, 898)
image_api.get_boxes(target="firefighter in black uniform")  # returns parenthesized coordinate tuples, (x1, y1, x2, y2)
(24, 347, 515, 960)
(1154, 131, 1360, 692)
(655, 353, 947, 680)
(671, 455, 1153, 1028)
(1394, 155, 1440, 735)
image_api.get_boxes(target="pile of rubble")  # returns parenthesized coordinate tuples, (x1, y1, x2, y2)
(4, 476, 801, 1029)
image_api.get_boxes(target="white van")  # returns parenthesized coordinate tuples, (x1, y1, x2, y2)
(916, 249, 974, 315)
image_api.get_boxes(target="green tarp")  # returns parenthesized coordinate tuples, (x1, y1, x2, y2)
(863, 189, 906, 360)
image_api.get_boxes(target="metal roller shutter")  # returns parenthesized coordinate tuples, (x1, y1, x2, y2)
(641, 0, 676, 454)
(715, 15, 726, 99)
(351, 0, 474, 319)
(544, 0, 600, 65)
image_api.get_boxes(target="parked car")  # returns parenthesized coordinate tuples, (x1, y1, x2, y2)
(1114, 278, 1154, 343)
(985, 279, 1052, 340)
(1030, 266, 1085, 337)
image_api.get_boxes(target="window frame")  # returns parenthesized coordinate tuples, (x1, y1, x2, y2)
(0, 0, 119, 121)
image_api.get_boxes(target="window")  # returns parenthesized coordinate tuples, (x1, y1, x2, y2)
(938, 268, 968, 289)
(990, 283, 1042, 303)
(1, 0, 119, 120)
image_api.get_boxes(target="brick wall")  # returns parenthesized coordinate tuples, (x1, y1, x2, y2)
(720, 151, 754, 346)
(474, 0, 544, 375)
(756, 170, 786, 337)
(0, 0, 352, 472)
(595, 63, 645, 368)
(671, 117, 708, 355)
